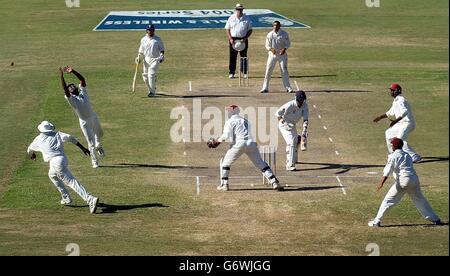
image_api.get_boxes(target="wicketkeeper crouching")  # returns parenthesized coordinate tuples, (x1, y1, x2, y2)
(276, 90, 309, 171)
(207, 105, 282, 191)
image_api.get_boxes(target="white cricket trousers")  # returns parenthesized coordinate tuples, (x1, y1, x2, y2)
(220, 141, 277, 185)
(262, 52, 292, 91)
(279, 123, 298, 168)
(48, 155, 93, 203)
(374, 174, 440, 223)
(142, 57, 160, 95)
(79, 114, 103, 166)
(385, 122, 420, 160)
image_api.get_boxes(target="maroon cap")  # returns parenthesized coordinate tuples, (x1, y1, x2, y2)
(390, 83, 402, 92)
(391, 137, 404, 151)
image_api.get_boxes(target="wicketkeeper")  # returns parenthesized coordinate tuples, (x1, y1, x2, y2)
(135, 24, 165, 97)
(207, 105, 282, 191)
(276, 90, 309, 171)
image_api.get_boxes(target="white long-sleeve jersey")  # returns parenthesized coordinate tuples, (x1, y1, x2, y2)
(27, 131, 78, 162)
(275, 100, 309, 125)
(218, 115, 255, 145)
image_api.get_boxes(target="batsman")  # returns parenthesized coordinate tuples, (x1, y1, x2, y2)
(276, 90, 309, 171)
(135, 24, 165, 97)
(207, 105, 282, 191)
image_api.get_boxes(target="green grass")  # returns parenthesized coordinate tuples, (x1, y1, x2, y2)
(0, 0, 448, 255)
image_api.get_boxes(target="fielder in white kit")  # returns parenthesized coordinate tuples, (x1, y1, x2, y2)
(373, 83, 421, 162)
(60, 66, 105, 169)
(207, 105, 282, 191)
(260, 20, 294, 93)
(135, 24, 165, 97)
(276, 91, 309, 171)
(368, 138, 441, 227)
(27, 121, 99, 214)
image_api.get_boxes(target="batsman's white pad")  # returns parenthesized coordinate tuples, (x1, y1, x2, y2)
(233, 40, 246, 51)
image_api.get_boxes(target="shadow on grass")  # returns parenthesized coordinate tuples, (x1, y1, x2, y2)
(381, 222, 448, 228)
(306, 89, 372, 93)
(66, 202, 169, 214)
(251, 74, 337, 79)
(417, 156, 449, 164)
(98, 202, 169, 214)
(296, 161, 384, 174)
(100, 163, 207, 169)
(153, 93, 249, 99)
(229, 185, 343, 192)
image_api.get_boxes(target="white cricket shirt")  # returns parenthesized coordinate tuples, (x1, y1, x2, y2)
(218, 114, 254, 144)
(65, 85, 95, 120)
(385, 95, 415, 124)
(27, 131, 78, 162)
(265, 29, 291, 52)
(275, 100, 309, 125)
(139, 35, 165, 58)
(225, 14, 252, 38)
(383, 149, 417, 177)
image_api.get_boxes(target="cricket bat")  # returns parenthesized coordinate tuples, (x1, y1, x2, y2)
(132, 61, 140, 93)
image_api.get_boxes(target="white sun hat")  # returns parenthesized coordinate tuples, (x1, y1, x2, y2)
(233, 40, 246, 51)
(37, 121, 55, 133)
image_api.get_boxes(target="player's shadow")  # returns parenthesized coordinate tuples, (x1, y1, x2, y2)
(417, 156, 449, 164)
(152, 93, 249, 99)
(380, 222, 448, 228)
(296, 161, 384, 174)
(97, 202, 169, 214)
(252, 74, 337, 79)
(306, 89, 372, 93)
(100, 163, 207, 169)
(230, 185, 343, 192)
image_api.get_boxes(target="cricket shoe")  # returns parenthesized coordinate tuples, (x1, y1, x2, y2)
(260, 89, 269, 93)
(434, 219, 442, 225)
(60, 194, 72, 205)
(217, 184, 229, 191)
(368, 220, 381, 227)
(92, 161, 99, 169)
(286, 165, 296, 171)
(300, 140, 307, 151)
(272, 181, 284, 191)
(97, 147, 106, 157)
(228, 74, 235, 79)
(287, 88, 294, 93)
(89, 197, 99, 214)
